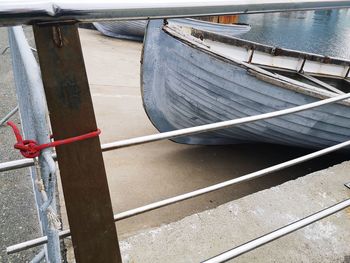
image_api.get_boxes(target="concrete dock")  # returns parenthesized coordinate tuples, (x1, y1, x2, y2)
(120, 161, 350, 263)
(0, 27, 349, 262)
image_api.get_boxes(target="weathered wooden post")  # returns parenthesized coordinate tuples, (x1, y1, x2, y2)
(33, 22, 122, 263)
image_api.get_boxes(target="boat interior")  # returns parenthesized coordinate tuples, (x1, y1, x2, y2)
(267, 68, 350, 94)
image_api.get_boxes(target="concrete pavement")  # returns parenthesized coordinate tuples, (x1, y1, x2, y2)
(120, 161, 350, 262)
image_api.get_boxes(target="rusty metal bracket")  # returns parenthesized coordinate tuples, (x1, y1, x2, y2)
(52, 26, 64, 48)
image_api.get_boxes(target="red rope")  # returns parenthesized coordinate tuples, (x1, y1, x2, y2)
(7, 121, 101, 158)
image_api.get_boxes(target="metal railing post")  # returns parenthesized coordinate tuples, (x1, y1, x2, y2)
(8, 26, 61, 263)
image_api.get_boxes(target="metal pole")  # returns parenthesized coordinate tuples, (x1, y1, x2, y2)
(100, 92, 350, 151)
(29, 248, 46, 263)
(8, 26, 61, 262)
(113, 139, 350, 220)
(0, 105, 18, 126)
(202, 199, 350, 263)
(1, 0, 350, 26)
(7, 230, 71, 254)
(7, 138, 350, 254)
(1, 92, 350, 173)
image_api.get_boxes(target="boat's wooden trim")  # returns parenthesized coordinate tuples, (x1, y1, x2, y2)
(258, 64, 349, 80)
(186, 30, 349, 78)
(190, 28, 350, 67)
(298, 73, 344, 94)
(250, 70, 350, 107)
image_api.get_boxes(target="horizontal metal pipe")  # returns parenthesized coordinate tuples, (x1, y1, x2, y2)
(2, 92, 350, 173)
(101, 92, 350, 151)
(202, 198, 350, 263)
(7, 138, 350, 254)
(0, 158, 37, 172)
(1, 1, 350, 26)
(7, 230, 70, 255)
(29, 248, 46, 263)
(114, 139, 350, 220)
(0, 106, 19, 126)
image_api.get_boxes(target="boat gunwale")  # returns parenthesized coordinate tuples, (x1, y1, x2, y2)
(190, 28, 350, 66)
(171, 18, 251, 30)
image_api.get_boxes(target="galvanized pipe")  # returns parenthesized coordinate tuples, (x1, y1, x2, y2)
(7, 230, 70, 255)
(202, 198, 350, 263)
(29, 248, 46, 263)
(6, 138, 350, 254)
(8, 26, 62, 262)
(1, 92, 350, 173)
(0, 158, 36, 172)
(114, 139, 350, 220)
(1, 1, 350, 26)
(0, 106, 19, 126)
(101, 92, 350, 151)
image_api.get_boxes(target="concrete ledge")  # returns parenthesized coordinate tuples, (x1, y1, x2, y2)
(120, 161, 350, 263)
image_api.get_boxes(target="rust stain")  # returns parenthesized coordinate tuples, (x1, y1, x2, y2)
(218, 15, 239, 24)
(196, 15, 239, 24)
(52, 25, 63, 48)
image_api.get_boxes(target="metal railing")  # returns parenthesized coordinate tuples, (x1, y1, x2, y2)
(1, 1, 350, 262)
(6, 137, 350, 254)
(0, 106, 18, 126)
(6, 26, 61, 262)
(2, 91, 350, 173)
(1, 0, 350, 26)
(202, 199, 350, 263)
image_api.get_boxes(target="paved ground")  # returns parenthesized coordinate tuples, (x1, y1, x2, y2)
(120, 161, 350, 262)
(0, 27, 41, 262)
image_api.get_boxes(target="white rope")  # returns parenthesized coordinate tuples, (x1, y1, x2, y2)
(34, 159, 61, 230)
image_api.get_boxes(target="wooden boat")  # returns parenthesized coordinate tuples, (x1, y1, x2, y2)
(94, 20, 146, 41)
(93, 18, 251, 41)
(141, 20, 350, 149)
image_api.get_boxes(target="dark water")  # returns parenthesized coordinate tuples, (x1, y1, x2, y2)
(239, 9, 350, 59)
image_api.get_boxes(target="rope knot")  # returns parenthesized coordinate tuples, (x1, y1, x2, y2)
(14, 139, 41, 158)
(7, 121, 101, 159)
(7, 121, 40, 158)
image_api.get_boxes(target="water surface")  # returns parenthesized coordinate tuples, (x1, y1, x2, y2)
(239, 9, 350, 59)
